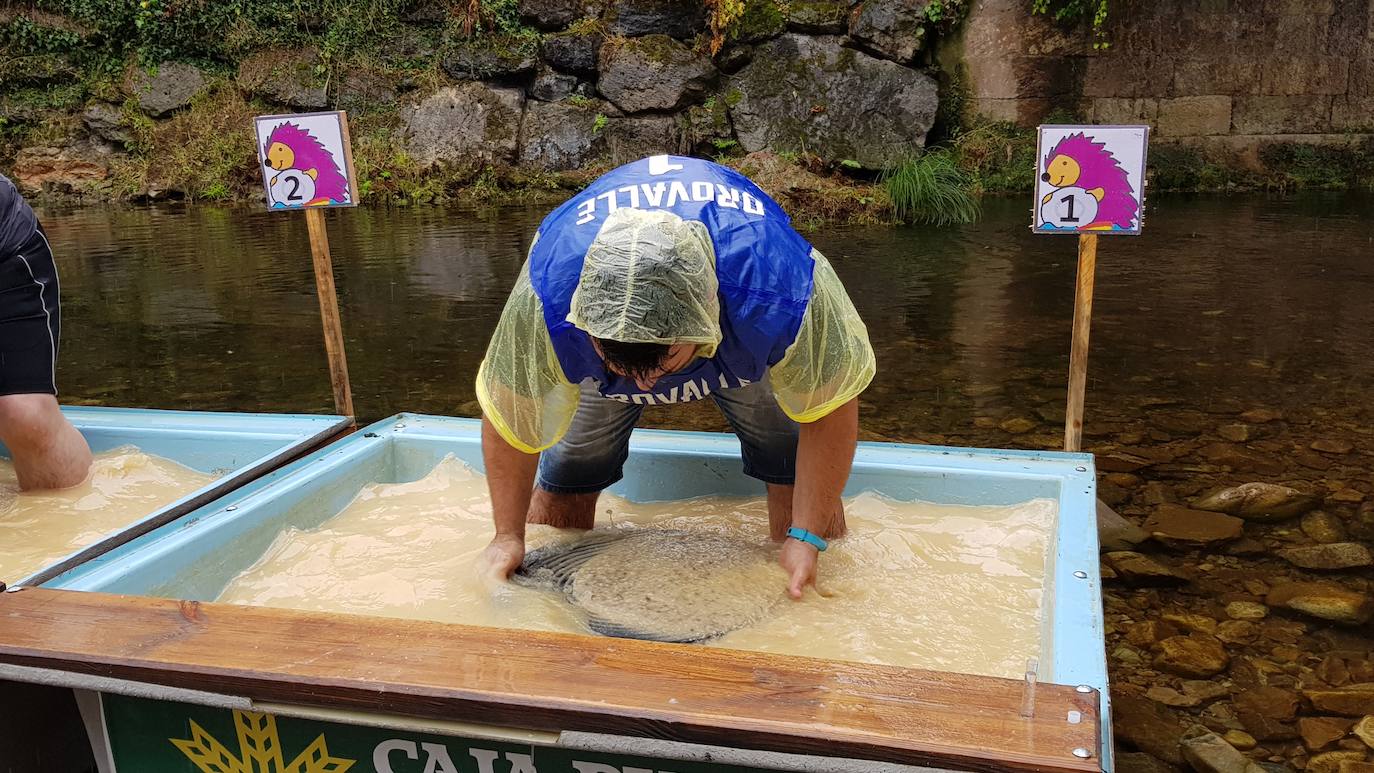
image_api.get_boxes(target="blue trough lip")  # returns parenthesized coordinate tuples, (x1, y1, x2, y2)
(2, 405, 350, 588)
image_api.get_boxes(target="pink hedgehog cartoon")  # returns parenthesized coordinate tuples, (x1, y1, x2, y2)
(263, 122, 349, 206)
(1040, 133, 1137, 231)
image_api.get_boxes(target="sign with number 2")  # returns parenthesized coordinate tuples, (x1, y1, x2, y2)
(254, 111, 359, 211)
(1033, 125, 1148, 236)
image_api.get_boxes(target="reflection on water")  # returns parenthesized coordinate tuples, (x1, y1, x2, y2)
(41, 194, 1374, 448)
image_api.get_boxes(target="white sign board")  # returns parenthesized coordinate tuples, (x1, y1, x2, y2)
(1033, 125, 1148, 235)
(254, 111, 358, 211)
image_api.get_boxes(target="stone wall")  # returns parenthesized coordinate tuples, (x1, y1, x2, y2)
(960, 0, 1374, 165)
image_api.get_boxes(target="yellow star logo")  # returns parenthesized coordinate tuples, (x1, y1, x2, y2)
(170, 709, 355, 773)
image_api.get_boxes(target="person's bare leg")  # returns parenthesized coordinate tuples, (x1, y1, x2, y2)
(0, 394, 92, 490)
(767, 483, 846, 541)
(527, 488, 598, 529)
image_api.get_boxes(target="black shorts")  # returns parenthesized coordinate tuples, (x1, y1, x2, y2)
(0, 225, 60, 396)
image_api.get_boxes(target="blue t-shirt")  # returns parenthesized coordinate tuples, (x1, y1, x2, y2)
(0, 173, 38, 257)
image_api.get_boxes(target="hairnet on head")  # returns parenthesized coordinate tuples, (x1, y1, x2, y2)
(567, 208, 722, 357)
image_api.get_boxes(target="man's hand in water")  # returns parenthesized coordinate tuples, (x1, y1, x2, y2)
(778, 538, 819, 599)
(480, 533, 525, 580)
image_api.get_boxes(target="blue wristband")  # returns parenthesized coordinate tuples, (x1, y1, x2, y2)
(786, 527, 828, 552)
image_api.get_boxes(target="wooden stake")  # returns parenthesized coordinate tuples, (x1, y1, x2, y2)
(304, 208, 355, 418)
(1064, 233, 1098, 453)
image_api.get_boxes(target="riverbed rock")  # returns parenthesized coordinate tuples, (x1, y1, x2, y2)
(125, 61, 208, 117)
(1300, 718, 1355, 751)
(1000, 416, 1037, 434)
(1217, 424, 1255, 443)
(440, 38, 537, 81)
(1183, 681, 1233, 704)
(1154, 410, 1213, 435)
(1217, 620, 1259, 644)
(1307, 751, 1367, 773)
(598, 35, 717, 113)
(1224, 730, 1258, 751)
(1156, 633, 1230, 678)
(1312, 439, 1355, 455)
(1317, 656, 1352, 687)
(541, 28, 604, 76)
(1100, 499, 1150, 550)
(1338, 762, 1374, 773)
(1102, 452, 1152, 473)
(1241, 408, 1284, 423)
(1144, 504, 1245, 549)
(237, 49, 327, 109)
(608, 0, 706, 39)
(1268, 583, 1374, 625)
(848, 0, 929, 62)
(1197, 444, 1284, 475)
(401, 83, 524, 169)
(1303, 512, 1349, 544)
(1150, 686, 1203, 708)
(1237, 687, 1301, 723)
(1306, 687, 1374, 716)
(1107, 551, 1187, 586)
(1226, 602, 1268, 621)
(1351, 716, 1374, 748)
(1129, 619, 1182, 647)
(729, 34, 937, 169)
(1163, 613, 1219, 635)
(1193, 483, 1321, 522)
(518, 98, 605, 170)
(82, 103, 130, 146)
(1278, 543, 1374, 571)
(1181, 726, 1268, 773)
(1117, 751, 1183, 773)
(1114, 691, 1188, 765)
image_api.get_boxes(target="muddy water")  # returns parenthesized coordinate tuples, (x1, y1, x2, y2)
(217, 456, 1055, 678)
(0, 448, 214, 582)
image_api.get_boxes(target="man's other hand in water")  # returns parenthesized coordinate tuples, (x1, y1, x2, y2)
(480, 533, 525, 580)
(779, 537, 819, 600)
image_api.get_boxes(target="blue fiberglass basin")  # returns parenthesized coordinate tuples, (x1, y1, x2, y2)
(1, 406, 350, 587)
(46, 412, 1110, 768)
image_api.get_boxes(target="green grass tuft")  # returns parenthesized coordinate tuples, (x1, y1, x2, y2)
(880, 149, 981, 226)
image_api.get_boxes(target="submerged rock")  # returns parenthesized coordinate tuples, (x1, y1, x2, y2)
(1305, 686, 1374, 717)
(1181, 726, 1268, 773)
(1144, 504, 1244, 549)
(1302, 511, 1349, 544)
(1226, 602, 1268, 621)
(1311, 439, 1355, 455)
(1351, 716, 1374, 749)
(1155, 633, 1230, 677)
(1299, 717, 1355, 752)
(1099, 500, 1150, 551)
(1106, 551, 1187, 586)
(1307, 751, 1366, 773)
(1267, 583, 1374, 625)
(1277, 543, 1373, 571)
(1193, 483, 1321, 522)
(1113, 691, 1188, 765)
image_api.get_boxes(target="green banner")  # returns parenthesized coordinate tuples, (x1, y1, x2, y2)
(103, 693, 785, 773)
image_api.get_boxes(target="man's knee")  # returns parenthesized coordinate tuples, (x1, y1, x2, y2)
(528, 489, 599, 529)
(0, 394, 63, 450)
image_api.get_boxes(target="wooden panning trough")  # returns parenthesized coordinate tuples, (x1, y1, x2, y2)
(0, 413, 1109, 773)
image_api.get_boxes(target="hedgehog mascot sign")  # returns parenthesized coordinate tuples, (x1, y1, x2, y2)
(253, 111, 359, 210)
(1034, 125, 1148, 235)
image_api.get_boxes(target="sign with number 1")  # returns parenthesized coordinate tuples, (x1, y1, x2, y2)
(1033, 125, 1148, 235)
(254, 111, 359, 211)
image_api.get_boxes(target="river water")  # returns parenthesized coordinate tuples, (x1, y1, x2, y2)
(40, 194, 1374, 443)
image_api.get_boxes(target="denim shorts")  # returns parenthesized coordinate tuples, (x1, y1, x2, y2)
(537, 376, 799, 494)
